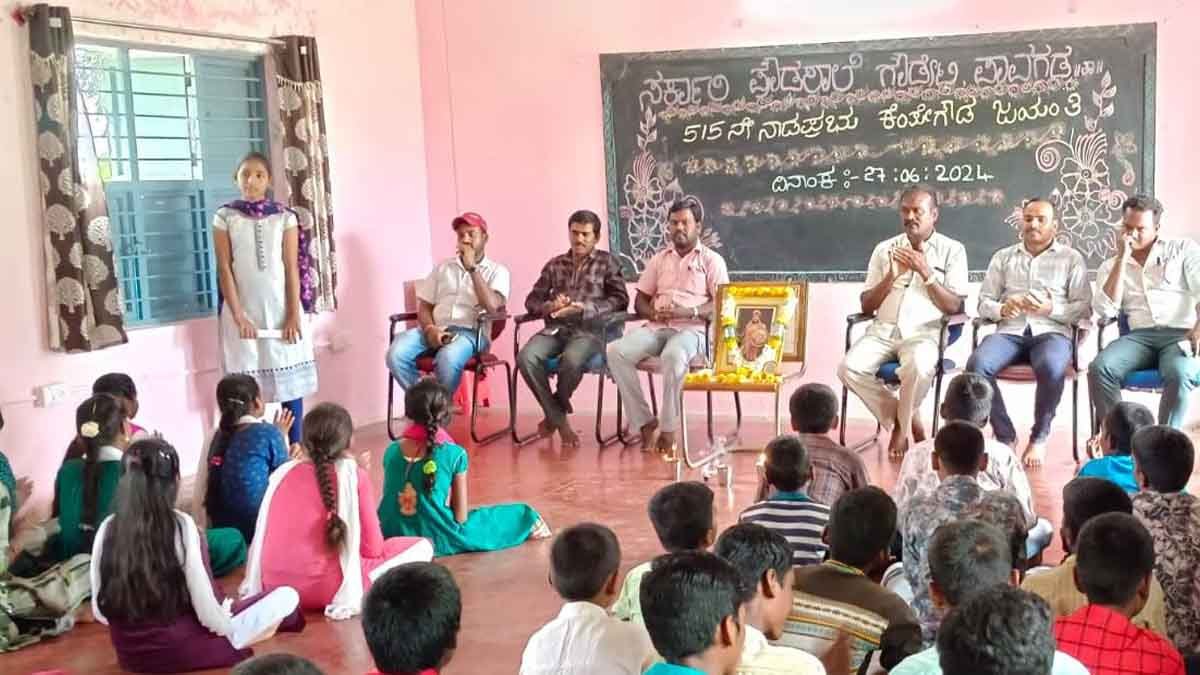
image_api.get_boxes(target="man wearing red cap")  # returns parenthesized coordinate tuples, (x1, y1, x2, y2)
(386, 212, 509, 402)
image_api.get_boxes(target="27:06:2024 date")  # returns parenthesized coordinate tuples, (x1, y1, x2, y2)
(772, 163, 996, 193)
(889, 164, 996, 184)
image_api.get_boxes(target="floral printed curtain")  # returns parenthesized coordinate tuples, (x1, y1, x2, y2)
(28, 4, 127, 352)
(274, 36, 338, 313)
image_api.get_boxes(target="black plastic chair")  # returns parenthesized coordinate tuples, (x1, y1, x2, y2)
(510, 311, 630, 447)
(972, 317, 1090, 463)
(839, 312, 969, 449)
(386, 309, 514, 445)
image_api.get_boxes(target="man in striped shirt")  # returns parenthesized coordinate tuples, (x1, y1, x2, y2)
(739, 435, 830, 567)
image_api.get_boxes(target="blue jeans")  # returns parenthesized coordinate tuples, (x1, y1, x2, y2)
(966, 330, 1072, 444)
(1089, 327, 1200, 428)
(386, 325, 488, 398)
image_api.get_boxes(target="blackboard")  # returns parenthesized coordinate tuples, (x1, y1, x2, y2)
(600, 24, 1156, 281)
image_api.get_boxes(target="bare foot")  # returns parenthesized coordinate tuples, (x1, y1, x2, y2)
(887, 425, 909, 459)
(639, 421, 659, 450)
(657, 430, 678, 462)
(911, 416, 927, 443)
(558, 424, 581, 448)
(1022, 441, 1047, 468)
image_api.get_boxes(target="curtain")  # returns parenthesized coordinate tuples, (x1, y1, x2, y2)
(274, 36, 338, 313)
(28, 4, 127, 352)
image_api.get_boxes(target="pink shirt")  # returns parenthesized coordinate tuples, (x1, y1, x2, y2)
(636, 243, 729, 330)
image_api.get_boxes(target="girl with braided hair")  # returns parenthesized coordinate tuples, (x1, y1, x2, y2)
(51, 393, 128, 560)
(91, 438, 304, 672)
(377, 379, 551, 556)
(240, 403, 432, 619)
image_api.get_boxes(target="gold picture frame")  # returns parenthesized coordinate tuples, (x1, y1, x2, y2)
(713, 282, 808, 374)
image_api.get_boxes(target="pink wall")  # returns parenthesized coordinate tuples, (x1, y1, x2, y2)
(415, 0, 1200, 435)
(0, 0, 432, 511)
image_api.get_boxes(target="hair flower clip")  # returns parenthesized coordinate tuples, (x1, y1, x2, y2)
(422, 460, 438, 476)
(80, 421, 100, 438)
(209, 456, 224, 468)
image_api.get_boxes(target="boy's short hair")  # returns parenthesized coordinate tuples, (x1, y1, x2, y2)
(928, 520, 1012, 607)
(648, 481, 715, 553)
(933, 421, 985, 474)
(1062, 477, 1133, 545)
(828, 486, 897, 568)
(640, 552, 753, 662)
(1102, 402, 1155, 455)
(1131, 425, 1195, 492)
(941, 373, 993, 427)
(93, 372, 137, 400)
(937, 586, 1055, 675)
(764, 435, 811, 492)
(550, 523, 621, 601)
(714, 523, 792, 591)
(1075, 512, 1155, 607)
(230, 654, 325, 675)
(789, 383, 839, 433)
(363, 562, 461, 673)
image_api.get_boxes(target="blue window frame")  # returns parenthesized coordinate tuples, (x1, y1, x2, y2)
(75, 43, 269, 326)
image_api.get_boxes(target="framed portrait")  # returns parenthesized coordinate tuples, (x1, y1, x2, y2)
(713, 282, 808, 374)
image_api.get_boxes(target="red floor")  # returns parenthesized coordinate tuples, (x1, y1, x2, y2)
(8, 411, 1193, 674)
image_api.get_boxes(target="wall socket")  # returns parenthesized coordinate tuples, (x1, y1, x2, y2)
(35, 382, 70, 407)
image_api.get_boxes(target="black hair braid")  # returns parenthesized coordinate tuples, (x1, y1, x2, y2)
(205, 375, 258, 517)
(301, 403, 353, 551)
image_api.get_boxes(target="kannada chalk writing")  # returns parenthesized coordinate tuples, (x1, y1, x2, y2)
(719, 187, 1007, 217)
(638, 71, 732, 111)
(875, 53, 961, 89)
(771, 163, 997, 193)
(878, 98, 978, 130)
(994, 92, 1081, 125)
(748, 53, 864, 98)
(973, 44, 1075, 85)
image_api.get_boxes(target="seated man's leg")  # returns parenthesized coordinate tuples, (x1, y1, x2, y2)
(516, 332, 568, 433)
(965, 332, 1026, 445)
(655, 328, 705, 448)
(1024, 332, 1073, 465)
(606, 326, 669, 446)
(386, 327, 430, 390)
(1087, 331, 1159, 424)
(432, 326, 485, 396)
(895, 335, 939, 454)
(837, 331, 902, 434)
(1157, 331, 1200, 428)
(550, 332, 603, 446)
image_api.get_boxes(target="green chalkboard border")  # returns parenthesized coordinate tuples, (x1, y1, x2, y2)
(600, 22, 1156, 283)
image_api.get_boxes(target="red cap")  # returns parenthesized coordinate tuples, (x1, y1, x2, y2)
(451, 211, 487, 232)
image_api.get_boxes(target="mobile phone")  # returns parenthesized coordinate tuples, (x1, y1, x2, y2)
(1178, 340, 1194, 358)
(439, 332, 458, 346)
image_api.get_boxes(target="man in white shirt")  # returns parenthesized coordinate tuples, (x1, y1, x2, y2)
(385, 212, 510, 400)
(714, 523, 828, 675)
(838, 186, 969, 458)
(520, 523, 657, 675)
(1089, 194, 1200, 429)
(967, 198, 1091, 467)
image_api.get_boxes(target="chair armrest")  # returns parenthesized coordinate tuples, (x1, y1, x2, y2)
(513, 312, 542, 326)
(844, 312, 876, 352)
(971, 316, 998, 348)
(942, 313, 970, 327)
(389, 311, 419, 323)
(477, 310, 510, 323)
(1095, 315, 1118, 352)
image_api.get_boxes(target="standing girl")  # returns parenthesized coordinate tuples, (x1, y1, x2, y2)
(91, 438, 303, 673)
(241, 403, 433, 619)
(197, 374, 290, 543)
(378, 379, 551, 556)
(213, 151, 316, 445)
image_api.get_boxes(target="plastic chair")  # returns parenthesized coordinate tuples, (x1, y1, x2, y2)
(1091, 313, 1165, 434)
(386, 309, 514, 445)
(620, 316, 743, 446)
(971, 317, 1091, 462)
(839, 313, 969, 449)
(510, 312, 630, 447)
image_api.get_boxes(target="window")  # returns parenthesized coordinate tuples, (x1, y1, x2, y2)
(75, 43, 269, 326)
